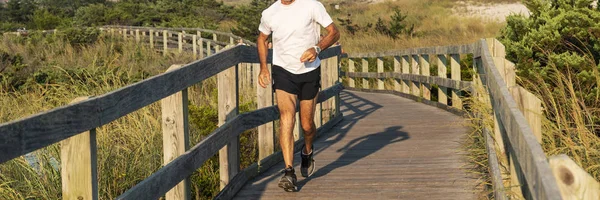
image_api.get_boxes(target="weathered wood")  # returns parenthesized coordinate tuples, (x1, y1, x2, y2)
(161, 65, 191, 200)
(420, 54, 431, 100)
(410, 55, 421, 97)
(149, 30, 154, 49)
(234, 90, 477, 199)
(238, 45, 340, 63)
(192, 35, 197, 60)
(218, 63, 240, 190)
(401, 55, 411, 94)
(213, 33, 218, 41)
(362, 58, 369, 89)
(199, 38, 204, 59)
(61, 97, 98, 200)
(342, 72, 471, 91)
(346, 43, 476, 58)
(549, 154, 600, 200)
(348, 59, 355, 88)
(254, 63, 274, 161)
(478, 39, 562, 200)
(393, 56, 401, 92)
(484, 127, 507, 200)
(377, 57, 384, 90)
(122, 28, 127, 40)
(0, 46, 242, 163)
(450, 54, 462, 109)
(215, 113, 343, 200)
(178, 32, 183, 53)
(510, 86, 542, 143)
(104, 25, 256, 46)
(163, 30, 168, 56)
(207, 41, 212, 56)
(135, 29, 140, 42)
(116, 83, 343, 199)
(437, 54, 448, 105)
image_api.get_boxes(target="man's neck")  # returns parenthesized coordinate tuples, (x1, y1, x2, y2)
(281, 0, 295, 5)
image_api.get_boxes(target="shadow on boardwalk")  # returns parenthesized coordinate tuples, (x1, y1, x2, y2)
(297, 126, 410, 191)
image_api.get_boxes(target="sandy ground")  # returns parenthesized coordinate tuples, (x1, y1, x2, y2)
(453, 1, 530, 22)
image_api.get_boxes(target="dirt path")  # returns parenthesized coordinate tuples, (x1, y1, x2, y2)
(453, 1, 530, 22)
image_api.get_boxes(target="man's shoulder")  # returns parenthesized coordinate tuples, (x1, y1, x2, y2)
(261, 1, 280, 16)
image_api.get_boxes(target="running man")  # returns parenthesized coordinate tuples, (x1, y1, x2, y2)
(256, 0, 340, 192)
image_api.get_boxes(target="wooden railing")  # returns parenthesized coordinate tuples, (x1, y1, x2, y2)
(100, 26, 256, 59)
(0, 30, 343, 199)
(341, 38, 599, 200)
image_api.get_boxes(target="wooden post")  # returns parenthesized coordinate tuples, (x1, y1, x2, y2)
(161, 65, 191, 200)
(178, 33, 183, 53)
(401, 55, 410, 94)
(135, 29, 140, 42)
(450, 54, 462, 109)
(110, 28, 114, 36)
(149, 30, 154, 49)
(123, 28, 127, 40)
(230, 37, 235, 45)
(163, 30, 168, 56)
(348, 59, 355, 88)
(411, 55, 420, 97)
(218, 62, 239, 190)
(549, 154, 600, 200)
(362, 58, 369, 89)
(199, 38, 204, 59)
(213, 33, 218, 41)
(331, 55, 340, 117)
(393, 56, 401, 92)
(321, 58, 331, 122)
(61, 97, 98, 200)
(420, 54, 431, 100)
(437, 54, 448, 105)
(377, 57, 384, 90)
(192, 35, 197, 60)
(254, 63, 275, 161)
(207, 41, 212, 56)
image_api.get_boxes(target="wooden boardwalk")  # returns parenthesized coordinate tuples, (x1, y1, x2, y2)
(234, 90, 480, 199)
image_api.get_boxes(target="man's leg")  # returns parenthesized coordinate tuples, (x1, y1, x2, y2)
(299, 95, 318, 154)
(275, 89, 297, 168)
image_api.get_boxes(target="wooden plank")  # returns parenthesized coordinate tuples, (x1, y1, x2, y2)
(238, 45, 340, 63)
(218, 63, 240, 190)
(377, 57, 384, 90)
(161, 65, 191, 200)
(411, 55, 420, 97)
(192, 35, 197, 60)
(199, 38, 204, 59)
(135, 29, 140, 42)
(116, 83, 343, 200)
(549, 154, 600, 200)
(342, 72, 471, 90)
(437, 54, 448, 105)
(393, 56, 401, 92)
(478, 39, 562, 200)
(346, 43, 476, 58)
(348, 59, 355, 88)
(255, 62, 274, 161)
(215, 113, 343, 200)
(362, 58, 369, 89)
(420, 54, 431, 100)
(61, 97, 98, 200)
(163, 30, 168, 56)
(450, 54, 462, 109)
(149, 30, 154, 49)
(401, 55, 410, 94)
(484, 127, 507, 200)
(0, 46, 243, 164)
(510, 86, 542, 143)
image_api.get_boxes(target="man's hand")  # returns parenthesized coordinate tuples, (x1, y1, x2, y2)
(300, 48, 317, 63)
(258, 67, 271, 88)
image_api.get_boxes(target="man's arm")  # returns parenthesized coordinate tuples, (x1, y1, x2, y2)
(300, 23, 340, 63)
(257, 32, 270, 88)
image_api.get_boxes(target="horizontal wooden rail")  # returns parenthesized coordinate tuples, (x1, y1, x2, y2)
(341, 71, 472, 91)
(344, 44, 476, 58)
(477, 39, 562, 199)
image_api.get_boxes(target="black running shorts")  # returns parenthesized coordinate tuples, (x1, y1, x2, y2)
(272, 65, 321, 100)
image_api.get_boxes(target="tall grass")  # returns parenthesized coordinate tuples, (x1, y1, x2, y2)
(0, 32, 258, 199)
(325, 0, 506, 52)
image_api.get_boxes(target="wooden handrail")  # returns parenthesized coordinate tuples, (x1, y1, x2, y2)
(104, 25, 256, 46)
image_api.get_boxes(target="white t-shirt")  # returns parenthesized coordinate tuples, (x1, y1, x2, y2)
(259, 0, 334, 74)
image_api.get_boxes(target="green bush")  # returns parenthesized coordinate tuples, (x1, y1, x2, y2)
(59, 27, 101, 46)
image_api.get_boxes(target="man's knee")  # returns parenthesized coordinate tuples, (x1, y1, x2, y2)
(301, 120, 315, 134)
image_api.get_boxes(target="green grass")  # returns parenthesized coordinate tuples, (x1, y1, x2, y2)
(0, 32, 259, 199)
